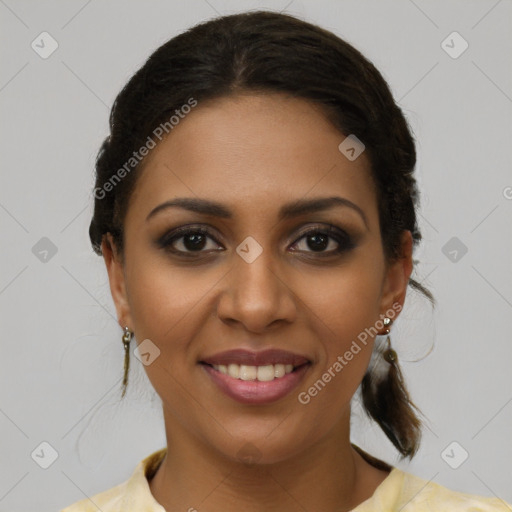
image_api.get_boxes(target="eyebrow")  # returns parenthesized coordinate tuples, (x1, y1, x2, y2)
(146, 196, 368, 227)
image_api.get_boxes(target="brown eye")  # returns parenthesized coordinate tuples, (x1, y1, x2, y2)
(290, 225, 355, 255)
(157, 226, 223, 255)
(179, 231, 208, 251)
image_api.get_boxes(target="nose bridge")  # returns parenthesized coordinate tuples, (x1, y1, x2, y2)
(235, 240, 279, 297)
(234, 236, 281, 304)
(217, 235, 296, 331)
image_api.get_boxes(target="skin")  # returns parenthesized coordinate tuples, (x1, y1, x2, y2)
(102, 92, 413, 512)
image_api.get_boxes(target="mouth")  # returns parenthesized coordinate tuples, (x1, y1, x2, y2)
(199, 349, 312, 404)
(199, 361, 309, 382)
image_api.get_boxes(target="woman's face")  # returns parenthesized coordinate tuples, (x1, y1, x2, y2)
(103, 93, 412, 464)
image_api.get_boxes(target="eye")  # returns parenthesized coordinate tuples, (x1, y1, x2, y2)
(290, 225, 354, 255)
(156, 223, 355, 258)
(156, 226, 223, 256)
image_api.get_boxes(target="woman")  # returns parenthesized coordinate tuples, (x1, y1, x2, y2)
(61, 10, 510, 511)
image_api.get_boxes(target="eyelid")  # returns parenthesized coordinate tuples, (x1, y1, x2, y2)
(292, 223, 348, 241)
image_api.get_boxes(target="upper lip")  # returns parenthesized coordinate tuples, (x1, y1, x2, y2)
(200, 349, 310, 367)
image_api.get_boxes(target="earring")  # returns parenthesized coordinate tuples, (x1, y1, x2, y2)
(382, 317, 397, 363)
(121, 326, 133, 398)
(361, 315, 422, 458)
(383, 316, 392, 334)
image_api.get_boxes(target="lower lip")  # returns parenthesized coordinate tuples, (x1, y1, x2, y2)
(201, 363, 310, 405)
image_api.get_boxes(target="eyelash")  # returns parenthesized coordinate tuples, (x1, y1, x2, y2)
(156, 224, 355, 258)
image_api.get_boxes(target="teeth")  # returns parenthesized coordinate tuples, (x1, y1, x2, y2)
(227, 364, 239, 378)
(274, 364, 285, 378)
(212, 363, 296, 381)
(240, 365, 257, 381)
(257, 365, 274, 382)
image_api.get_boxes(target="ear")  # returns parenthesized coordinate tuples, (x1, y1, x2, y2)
(379, 230, 413, 315)
(102, 233, 133, 330)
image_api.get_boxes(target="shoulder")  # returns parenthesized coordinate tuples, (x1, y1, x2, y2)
(60, 481, 127, 512)
(59, 448, 167, 512)
(391, 469, 511, 511)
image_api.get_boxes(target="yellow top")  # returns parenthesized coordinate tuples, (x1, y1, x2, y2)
(61, 446, 510, 511)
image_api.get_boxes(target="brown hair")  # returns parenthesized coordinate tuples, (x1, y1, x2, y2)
(89, 10, 433, 458)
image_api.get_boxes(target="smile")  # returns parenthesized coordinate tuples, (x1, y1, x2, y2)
(209, 362, 295, 381)
(200, 353, 311, 405)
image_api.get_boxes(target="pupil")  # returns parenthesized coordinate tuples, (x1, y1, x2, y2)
(184, 233, 206, 251)
(308, 233, 328, 251)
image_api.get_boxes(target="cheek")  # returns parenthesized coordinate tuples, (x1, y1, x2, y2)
(298, 253, 384, 397)
(123, 247, 212, 379)
(304, 254, 384, 344)
(126, 257, 214, 345)
(294, 291, 379, 428)
(123, 255, 213, 417)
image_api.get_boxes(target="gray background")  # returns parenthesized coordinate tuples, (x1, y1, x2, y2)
(1, 0, 511, 510)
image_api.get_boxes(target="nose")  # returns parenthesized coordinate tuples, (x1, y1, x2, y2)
(215, 245, 297, 333)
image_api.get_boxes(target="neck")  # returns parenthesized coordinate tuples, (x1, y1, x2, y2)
(149, 408, 390, 512)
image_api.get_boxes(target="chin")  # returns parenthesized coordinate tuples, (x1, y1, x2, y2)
(209, 426, 316, 467)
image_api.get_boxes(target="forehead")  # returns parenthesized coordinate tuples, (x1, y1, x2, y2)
(127, 93, 377, 224)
